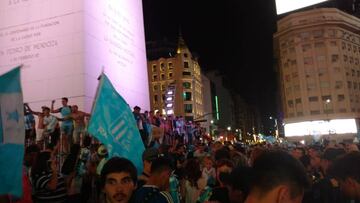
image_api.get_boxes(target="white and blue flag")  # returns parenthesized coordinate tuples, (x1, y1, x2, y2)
(0, 67, 25, 197)
(88, 73, 145, 174)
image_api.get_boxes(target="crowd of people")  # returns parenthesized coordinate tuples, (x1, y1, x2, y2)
(2, 102, 360, 203)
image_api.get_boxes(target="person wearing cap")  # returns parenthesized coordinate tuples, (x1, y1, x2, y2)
(138, 148, 159, 187)
(96, 145, 109, 175)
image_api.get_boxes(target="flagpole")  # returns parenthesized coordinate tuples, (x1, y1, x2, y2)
(87, 67, 105, 140)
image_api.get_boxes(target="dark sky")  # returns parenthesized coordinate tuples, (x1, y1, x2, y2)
(143, 0, 278, 126)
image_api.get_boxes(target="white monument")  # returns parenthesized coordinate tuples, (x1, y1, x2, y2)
(0, 0, 150, 112)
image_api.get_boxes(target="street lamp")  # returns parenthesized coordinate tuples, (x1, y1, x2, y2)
(210, 120, 214, 124)
(227, 126, 231, 131)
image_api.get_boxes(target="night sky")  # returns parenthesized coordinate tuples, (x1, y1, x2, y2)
(143, 0, 278, 127)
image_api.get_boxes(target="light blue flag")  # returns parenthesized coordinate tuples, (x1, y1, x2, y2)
(0, 67, 25, 197)
(88, 73, 145, 174)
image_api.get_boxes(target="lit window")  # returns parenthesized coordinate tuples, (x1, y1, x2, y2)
(160, 63, 165, 71)
(183, 82, 191, 89)
(184, 104, 193, 113)
(183, 92, 192, 101)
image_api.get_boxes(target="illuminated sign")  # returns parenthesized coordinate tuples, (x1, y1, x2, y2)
(284, 119, 357, 137)
(0, 0, 149, 112)
(275, 0, 329, 15)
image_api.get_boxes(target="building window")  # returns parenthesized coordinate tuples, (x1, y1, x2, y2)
(295, 98, 302, 104)
(334, 67, 341, 73)
(313, 30, 324, 38)
(320, 81, 330, 88)
(288, 100, 294, 108)
(302, 44, 312, 52)
(152, 65, 157, 72)
(315, 42, 325, 48)
(324, 109, 334, 114)
(322, 95, 331, 101)
(304, 57, 313, 65)
(183, 82, 191, 89)
(328, 29, 336, 37)
(183, 72, 191, 76)
(299, 32, 310, 41)
(160, 63, 165, 71)
(168, 62, 173, 70)
(344, 55, 348, 62)
(161, 74, 165, 80)
(354, 82, 358, 89)
(338, 95, 345, 102)
(331, 55, 339, 62)
(317, 55, 326, 62)
(153, 75, 158, 81)
(330, 41, 337, 46)
(168, 72, 173, 79)
(342, 42, 346, 50)
(335, 81, 343, 89)
(183, 92, 192, 101)
(297, 112, 303, 116)
(184, 61, 189, 68)
(153, 85, 158, 91)
(184, 53, 188, 58)
(161, 84, 166, 91)
(184, 104, 193, 113)
(310, 110, 320, 115)
(309, 96, 318, 102)
(348, 81, 352, 89)
(307, 83, 316, 90)
(339, 108, 347, 113)
(291, 60, 297, 65)
(154, 95, 158, 102)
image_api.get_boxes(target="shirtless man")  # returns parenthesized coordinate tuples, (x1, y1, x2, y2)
(71, 105, 90, 144)
(25, 103, 46, 147)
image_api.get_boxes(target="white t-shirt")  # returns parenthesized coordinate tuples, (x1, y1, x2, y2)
(43, 115, 57, 133)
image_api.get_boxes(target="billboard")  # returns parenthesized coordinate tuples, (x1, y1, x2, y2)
(0, 0, 150, 112)
(284, 119, 357, 137)
(275, 0, 329, 15)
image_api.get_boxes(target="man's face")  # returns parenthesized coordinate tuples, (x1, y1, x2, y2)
(61, 99, 67, 106)
(43, 109, 50, 116)
(104, 172, 136, 203)
(72, 105, 78, 113)
(291, 149, 303, 159)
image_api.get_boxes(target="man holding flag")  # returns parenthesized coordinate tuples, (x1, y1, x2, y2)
(88, 73, 145, 174)
(0, 66, 26, 198)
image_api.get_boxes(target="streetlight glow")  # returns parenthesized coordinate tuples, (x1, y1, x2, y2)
(227, 126, 231, 131)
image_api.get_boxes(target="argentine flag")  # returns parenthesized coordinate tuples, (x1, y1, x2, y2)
(0, 67, 25, 197)
(88, 73, 145, 174)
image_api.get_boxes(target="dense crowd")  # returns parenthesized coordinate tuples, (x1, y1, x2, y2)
(1, 98, 360, 203)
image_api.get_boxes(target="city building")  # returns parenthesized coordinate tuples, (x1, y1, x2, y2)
(274, 8, 360, 141)
(147, 35, 204, 121)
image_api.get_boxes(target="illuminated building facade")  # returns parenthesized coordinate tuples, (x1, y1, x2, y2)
(274, 8, 360, 140)
(147, 35, 204, 121)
